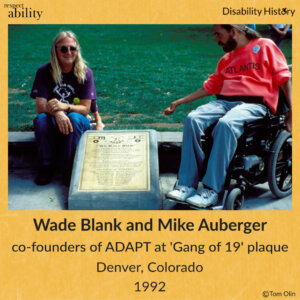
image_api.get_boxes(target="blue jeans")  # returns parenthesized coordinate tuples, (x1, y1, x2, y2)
(34, 112, 91, 169)
(178, 100, 267, 192)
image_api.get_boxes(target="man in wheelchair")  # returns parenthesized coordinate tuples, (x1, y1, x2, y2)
(164, 24, 292, 209)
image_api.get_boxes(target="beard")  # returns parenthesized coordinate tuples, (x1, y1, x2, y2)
(218, 35, 237, 52)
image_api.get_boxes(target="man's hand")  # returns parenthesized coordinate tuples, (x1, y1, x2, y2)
(164, 88, 210, 116)
(47, 98, 68, 113)
(54, 111, 73, 135)
(94, 121, 105, 131)
(164, 102, 178, 115)
(92, 111, 105, 130)
(285, 110, 292, 132)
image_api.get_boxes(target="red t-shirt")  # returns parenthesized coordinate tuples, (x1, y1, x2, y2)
(203, 38, 291, 113)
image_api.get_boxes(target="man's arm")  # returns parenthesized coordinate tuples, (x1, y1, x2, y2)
(47, 98, 91, 116)
(282, 25, 291, 35)
(36, 97, 54, 115)
(93, 111, 105, 130)
(279, 80, 292, 132)
(47, 98, 92, 134)
(269, 25, 291, 39)
(35, 97, 73, 135)
(164, 87, 211, 115)
(269, 25, 282, 34)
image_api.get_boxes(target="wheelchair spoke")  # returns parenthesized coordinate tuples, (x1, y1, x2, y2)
(276, 161, 288, 169)
(277, 168, 292, 191)
(235, 199, 242, 209)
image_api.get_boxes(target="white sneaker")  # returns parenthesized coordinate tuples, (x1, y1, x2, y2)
(167, 185, 196, 202)
(186, 188, 218, 208)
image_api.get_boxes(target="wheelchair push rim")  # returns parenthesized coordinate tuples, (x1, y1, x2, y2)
(267, 130, 292, 198)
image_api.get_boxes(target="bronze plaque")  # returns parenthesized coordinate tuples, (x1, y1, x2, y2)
(78, 132, 150, 191)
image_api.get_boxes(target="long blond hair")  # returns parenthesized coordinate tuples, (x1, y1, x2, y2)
(50, 31, 87, 84)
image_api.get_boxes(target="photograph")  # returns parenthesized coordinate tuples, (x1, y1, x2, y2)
(8, 24, 292, 210)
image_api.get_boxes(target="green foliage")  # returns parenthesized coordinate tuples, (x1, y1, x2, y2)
(8, 25, 292, 131)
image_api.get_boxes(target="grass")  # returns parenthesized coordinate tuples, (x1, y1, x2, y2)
(8, 25, 292, 131)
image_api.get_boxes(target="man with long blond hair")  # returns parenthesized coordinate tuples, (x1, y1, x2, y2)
(31, 31, 103, 186)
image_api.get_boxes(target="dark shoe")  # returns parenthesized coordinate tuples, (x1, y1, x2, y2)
(35, 165, 54, 185)
(62, 168, 72, 186)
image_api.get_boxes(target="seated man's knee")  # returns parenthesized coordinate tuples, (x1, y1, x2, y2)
(213, 118, 232, 134)
(34, 113, 47, 122)
(68, 112, 90, 130)
(213, 118, 241, 140)
(184, 113, 209, 137)
(184, 112, 200, 128)
(68, 112, 83, 124)
(34, 113, 49, 131)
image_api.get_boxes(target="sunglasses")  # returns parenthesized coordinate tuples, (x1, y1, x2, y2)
(56, 45, 77, 53)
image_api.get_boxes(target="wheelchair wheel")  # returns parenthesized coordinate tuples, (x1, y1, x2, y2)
(267, 130, 292, 198)
(225, 188, 244, 210)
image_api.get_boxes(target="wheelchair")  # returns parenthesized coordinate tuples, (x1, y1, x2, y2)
(169, 91, 292, 210)
(218, 103, 291, 210)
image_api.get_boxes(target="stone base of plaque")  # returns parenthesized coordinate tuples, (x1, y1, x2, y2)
(68, 130, 160, 210)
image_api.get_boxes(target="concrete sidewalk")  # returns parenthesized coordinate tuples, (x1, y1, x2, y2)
(8, 170, 292, 210)
(8, 131, 292, 210)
